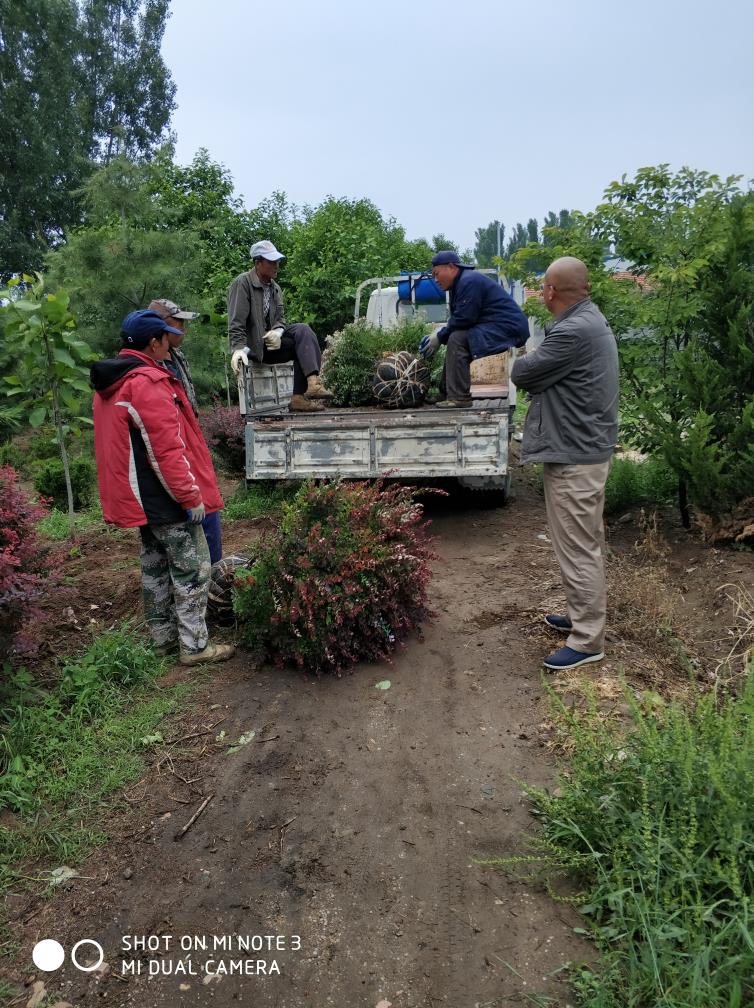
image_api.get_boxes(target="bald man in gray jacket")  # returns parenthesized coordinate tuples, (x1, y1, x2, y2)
(511, 256, 619, 671)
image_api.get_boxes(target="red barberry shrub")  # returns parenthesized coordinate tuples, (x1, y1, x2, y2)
(199, 405, 246, 472)
(234, 480, 435, 676)
(0, 466, 60, 659)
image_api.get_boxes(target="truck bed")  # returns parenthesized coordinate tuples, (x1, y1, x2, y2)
(244, 390, 510, 485)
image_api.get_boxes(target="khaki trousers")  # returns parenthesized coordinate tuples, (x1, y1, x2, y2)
(543, 461, 610, 654)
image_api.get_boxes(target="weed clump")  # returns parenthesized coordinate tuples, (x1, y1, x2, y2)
(510, 673, 754, 1007)
(234, 480, 435, 675)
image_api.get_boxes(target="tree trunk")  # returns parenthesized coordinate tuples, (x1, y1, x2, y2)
(44, 332, 76, 536)
(678, 475, 690, 530)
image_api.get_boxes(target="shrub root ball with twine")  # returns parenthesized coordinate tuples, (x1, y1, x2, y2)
(233, 480, 436, 676)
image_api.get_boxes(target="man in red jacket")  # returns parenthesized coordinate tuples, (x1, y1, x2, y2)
(91, 309, 235, 666)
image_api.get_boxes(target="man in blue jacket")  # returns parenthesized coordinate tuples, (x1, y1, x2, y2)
(418, 251, 529, 407)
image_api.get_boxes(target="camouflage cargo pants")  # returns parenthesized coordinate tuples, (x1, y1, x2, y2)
(139, 521, 211, 653)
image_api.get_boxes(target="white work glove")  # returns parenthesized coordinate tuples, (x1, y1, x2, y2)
(263, 328, 283, 351)
(187, 503, 206, 524)
(418, 332, 440, 360)
(231, 347, 250, 373)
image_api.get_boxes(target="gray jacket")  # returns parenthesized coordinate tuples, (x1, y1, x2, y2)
(511, 299, 619, 464)
(227, 268, 286, 361)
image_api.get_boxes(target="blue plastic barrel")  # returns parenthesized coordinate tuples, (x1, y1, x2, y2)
(397, 272, 446, 304)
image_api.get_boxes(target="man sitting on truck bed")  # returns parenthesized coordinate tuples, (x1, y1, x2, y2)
(227, 240, 332, 413)
(418, 250, 529, 408)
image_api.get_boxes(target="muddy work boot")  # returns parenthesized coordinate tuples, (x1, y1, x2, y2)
(180, 641, 236, 666)
(289, 394, 325, 412)
(435, 398, 472, 409)
(305, 374, 333, 399)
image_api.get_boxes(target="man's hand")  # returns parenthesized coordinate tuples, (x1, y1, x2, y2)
(187, 503, 206, 524)
(418, 332, 440, 360)
(263, 328, 283, 351)
(231, 347, 250, 373)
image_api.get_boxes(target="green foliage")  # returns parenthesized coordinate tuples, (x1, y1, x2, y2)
(37, 505, 104, 541)
(504, 166, 754, 523)
(595, 169, 753, 522)
(0, 628, 165, 816)
(474, 220, 505, 267)
(33, 456, 95, 510)
(0, 0, 174, 277)
(604, 456, 677, 515)
(321, 316, 433, 406)
(504, 673, 754, 1007)
(46, 155, 206, 355)
(78, 0, 175, 164)
(0, 277, 96, 529)
(283, 197, 435, 337)
(0, 644, 193, 895)
(0, 441, 25, 472)
(223, 481, 299, 522)
(234, 480, 435, 676)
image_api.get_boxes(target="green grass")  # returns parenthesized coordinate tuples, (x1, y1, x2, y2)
(224, 480, 300, 521)
(488, 670, 754, 1007)
(604, 456, 677, 516)
(37, 503, 106, 541)
(0, 629, 196, 899)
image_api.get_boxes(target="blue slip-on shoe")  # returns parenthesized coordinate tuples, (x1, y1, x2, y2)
(544, 614, 573, 633)
(543, 646, 604, 670)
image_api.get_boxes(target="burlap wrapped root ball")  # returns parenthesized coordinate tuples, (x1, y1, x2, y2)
(372, 351, 430, 408)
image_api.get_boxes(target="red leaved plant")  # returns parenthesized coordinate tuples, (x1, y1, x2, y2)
(0, 466, 61, 659)
(233, 480, 435, 676)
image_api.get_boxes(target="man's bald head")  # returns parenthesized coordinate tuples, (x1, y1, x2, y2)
(542, 256, 590, 314)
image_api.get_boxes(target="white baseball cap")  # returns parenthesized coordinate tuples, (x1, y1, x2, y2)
(250, 240, 285, 261)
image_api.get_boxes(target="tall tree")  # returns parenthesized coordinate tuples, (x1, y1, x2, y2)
(78, 0, 175, 162)
(0, 0, 175, 278)
(474, 220, 504, 267)
(282, 198, 434, 337)
(46, 156, 204, 355)
(0, 0, 89, 276)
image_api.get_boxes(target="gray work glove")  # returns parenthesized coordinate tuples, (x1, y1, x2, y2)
(231, 347, 250, 373)
(419, 332, 440, 360)
(187, 503, 206, 524)
(263, 328, 283, 351)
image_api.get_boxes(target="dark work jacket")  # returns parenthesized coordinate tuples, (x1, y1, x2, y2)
(227, 268, 286, 362)
(437, 269, 529, 359)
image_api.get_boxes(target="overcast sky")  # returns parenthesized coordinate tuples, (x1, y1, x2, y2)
(162, 0, 754, 256)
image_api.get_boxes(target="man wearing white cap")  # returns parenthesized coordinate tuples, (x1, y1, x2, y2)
(227, 240, 332, 412)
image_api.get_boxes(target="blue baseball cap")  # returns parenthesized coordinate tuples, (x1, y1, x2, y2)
(121, 309, 182, 349)
(431, 250, 473, 269)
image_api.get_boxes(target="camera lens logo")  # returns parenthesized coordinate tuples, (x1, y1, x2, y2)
(32, 940, 65, 972)
(32, 938, 104, 973)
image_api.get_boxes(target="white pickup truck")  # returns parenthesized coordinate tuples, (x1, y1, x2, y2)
(239, 271, 524, 502)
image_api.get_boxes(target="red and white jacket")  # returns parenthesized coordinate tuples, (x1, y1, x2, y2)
(91, 350, 223, 528)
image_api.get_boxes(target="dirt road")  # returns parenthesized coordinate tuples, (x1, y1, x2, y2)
(9, 483, 601, 1007)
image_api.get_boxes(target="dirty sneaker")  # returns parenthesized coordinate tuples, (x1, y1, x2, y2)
(289, 394, 325, 412)
(180, 642, 236, 666)
(544, 614, 573, 633)
(542, 646, 604, 671)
